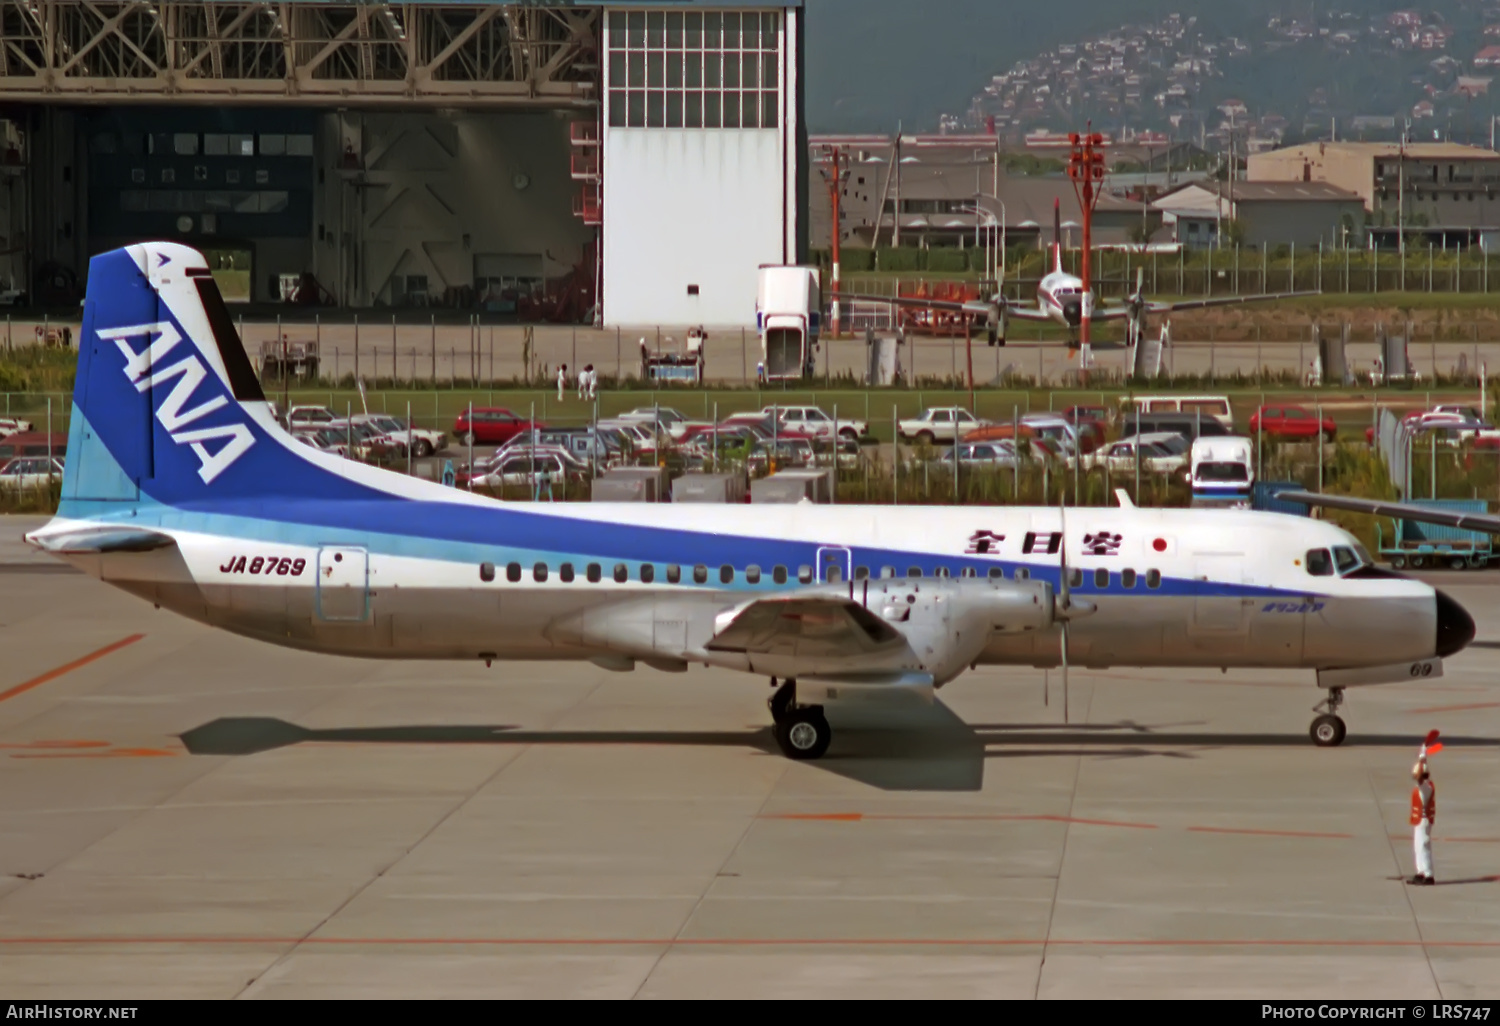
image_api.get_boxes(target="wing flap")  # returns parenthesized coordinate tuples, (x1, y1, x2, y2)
(705, 595, 904, 658)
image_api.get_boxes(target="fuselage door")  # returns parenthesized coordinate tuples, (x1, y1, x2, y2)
(317, 546, 369, 621)
(816, 546, 852, 584)
(1191, 553, 1249, 635)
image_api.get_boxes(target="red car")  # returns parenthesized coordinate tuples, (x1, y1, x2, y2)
(1248, 405, 1336, 442)
(453, 408, 537, 446)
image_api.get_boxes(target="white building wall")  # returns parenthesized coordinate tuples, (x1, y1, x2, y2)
(600, 7, 798, 327)
(603, 128, 783, 325)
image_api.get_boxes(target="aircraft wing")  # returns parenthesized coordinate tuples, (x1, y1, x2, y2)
(1139, 290, 1321, 314)
(830, 292, 1055, 322)
(1278, 491, 1500, 534)
(830, 291, 993, 314)
(705, 594, 905, 660)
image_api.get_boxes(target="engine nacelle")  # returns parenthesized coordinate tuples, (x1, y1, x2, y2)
(865, 575, 1053, 684)
(988, 304, 1008, 346)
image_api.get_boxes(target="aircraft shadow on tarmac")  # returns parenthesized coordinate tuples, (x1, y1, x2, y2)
(177, 708, 1500, 794)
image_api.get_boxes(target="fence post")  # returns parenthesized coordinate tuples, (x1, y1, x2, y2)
(354, 314, 360, 381)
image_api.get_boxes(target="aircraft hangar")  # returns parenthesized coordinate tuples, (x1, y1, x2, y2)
(0, 1, 807, 326)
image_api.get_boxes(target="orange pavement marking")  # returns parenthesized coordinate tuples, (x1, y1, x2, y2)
(0, 740, 109, 750)
(1188, 826, 1353, 840)
(9, 747, 178, 760)
(1407, 701, 1500, 714)
(2, 936, 1500, 949)
(0, 634, 144, 704)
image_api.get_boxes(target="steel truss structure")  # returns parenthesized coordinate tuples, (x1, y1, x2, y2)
(0, 2, 599, 107)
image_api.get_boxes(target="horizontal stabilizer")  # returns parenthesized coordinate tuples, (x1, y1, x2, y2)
(26, 525, 177, 554)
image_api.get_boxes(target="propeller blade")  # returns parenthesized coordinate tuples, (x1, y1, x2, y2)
(1061, 621, 1069, 725)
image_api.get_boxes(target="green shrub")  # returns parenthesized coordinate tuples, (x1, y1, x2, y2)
(875, 247, 923, 272)
(924, 249, 969, 273)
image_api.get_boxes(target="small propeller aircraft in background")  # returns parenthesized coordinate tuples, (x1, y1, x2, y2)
(835, 199, 1318, 348)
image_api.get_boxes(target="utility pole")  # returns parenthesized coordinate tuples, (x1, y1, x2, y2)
(892, 124, 903, 248)
(819, 144, 848, 337)
(1399, 119, 1409, 262)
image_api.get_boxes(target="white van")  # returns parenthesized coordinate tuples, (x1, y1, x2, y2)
(1123, 395, 1234, 430)
(1190, 435, 1254, 507)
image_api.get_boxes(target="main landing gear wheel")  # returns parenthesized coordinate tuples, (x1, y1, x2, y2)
(1309, 687, 1347, 747)
(775, 707, 832, 760)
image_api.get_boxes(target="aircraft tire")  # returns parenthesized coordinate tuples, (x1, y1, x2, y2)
(775, 708, 831, 760)
(1390, 555, 1407, 570)
(1309, 714, 1347, 748)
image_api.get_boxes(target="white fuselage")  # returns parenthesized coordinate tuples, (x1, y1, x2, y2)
(1036, 269, 1096, 328)
(33, 500, 1445, 684)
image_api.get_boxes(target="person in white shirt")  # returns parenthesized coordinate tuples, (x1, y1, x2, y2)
(557, 364, 568, 402)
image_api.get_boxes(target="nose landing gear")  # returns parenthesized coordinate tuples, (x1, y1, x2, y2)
(1310, 687, 1347, 747)
(768, 677, 831, 760)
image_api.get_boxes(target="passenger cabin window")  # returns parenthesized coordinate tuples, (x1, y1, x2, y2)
(587, 563, 602, 583)
(479, 562, 495, 582)
(614, 563, 629, 583)
(825, 565, 843, 583)
(880, 566, 896, 578)
(746, 565, 762, 584)
(640, 564, 655, 584)
(1015, 567, 1030, 580)
(1332, 546, 1359, 575)
(1094, 568, 1108, 589)
(1121, 568, 1137, 589)
(1306, 549, 1334, 576)
(934, 567, 950, 578)
(798, 565, 814, 584)
(694, 565, 708, 584)
(1145, 569, 1161, 589)
(773, 565, 788, 584)
(720, 565, 734, 584)
(854, 566, 870, 580)
(507, 562, 522, 583)
(961, 567, 977, 578)
(560, 563, 575, 583)
(1069, 569, 1083, 588)
(988, 567, 1005, 579)
(667, 565, 681, 584)
(533, 563, 548, 582)
(908, 567, 923, 578)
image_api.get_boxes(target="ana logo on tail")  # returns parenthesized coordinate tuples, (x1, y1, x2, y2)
(98, 321, 255, 484)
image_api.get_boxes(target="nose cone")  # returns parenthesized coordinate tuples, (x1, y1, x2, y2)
(1062, 300, 1082, 326)
(1435, 590, 1476, 658)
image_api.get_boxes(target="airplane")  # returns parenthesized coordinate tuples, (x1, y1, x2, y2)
(835, 199, 1317, 348)
(24, 242, 1475, 762)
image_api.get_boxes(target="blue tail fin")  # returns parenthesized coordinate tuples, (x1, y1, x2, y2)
(63, 242, 374, 513)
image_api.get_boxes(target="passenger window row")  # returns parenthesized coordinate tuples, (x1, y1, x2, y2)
(477, 560, 1165, 589)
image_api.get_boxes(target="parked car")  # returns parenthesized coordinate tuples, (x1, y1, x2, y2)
(348, 414, 447, 457)
(284, 405, 336, 431)
(936, 441, 1020, 469)
(473, 452, 582, 490)
(453, 407, 538, 446)
(1125, 413, 1232, 443)
(1122, 394, 1235, 430)
(1081, 439, 1187, 475)
(0, 455, 63, 490)
(0, 432, 68, 461)
(961, 420, 1079, 456)
(0, 416, 34, 437)
(1060, 405, 1111, 429)
(898, 407, 990, 445)
(1249, 405, 1337, 442)
(292, 428, 352, 457)
(759, 405, 867, 440)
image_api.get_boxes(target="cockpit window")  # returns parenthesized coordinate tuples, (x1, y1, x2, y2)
(1333, 546, 1359, 574)
(1306, 549, 1334, 576)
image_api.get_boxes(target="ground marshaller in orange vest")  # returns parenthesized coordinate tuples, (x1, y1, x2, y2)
(1408, 729, 1442, 886)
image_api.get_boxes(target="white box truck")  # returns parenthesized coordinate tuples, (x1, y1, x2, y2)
(756, 265, 821, 381)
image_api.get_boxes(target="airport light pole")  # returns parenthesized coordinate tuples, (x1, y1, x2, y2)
(1067, 126, 1107, 359)
(819, 145, 850, 338)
